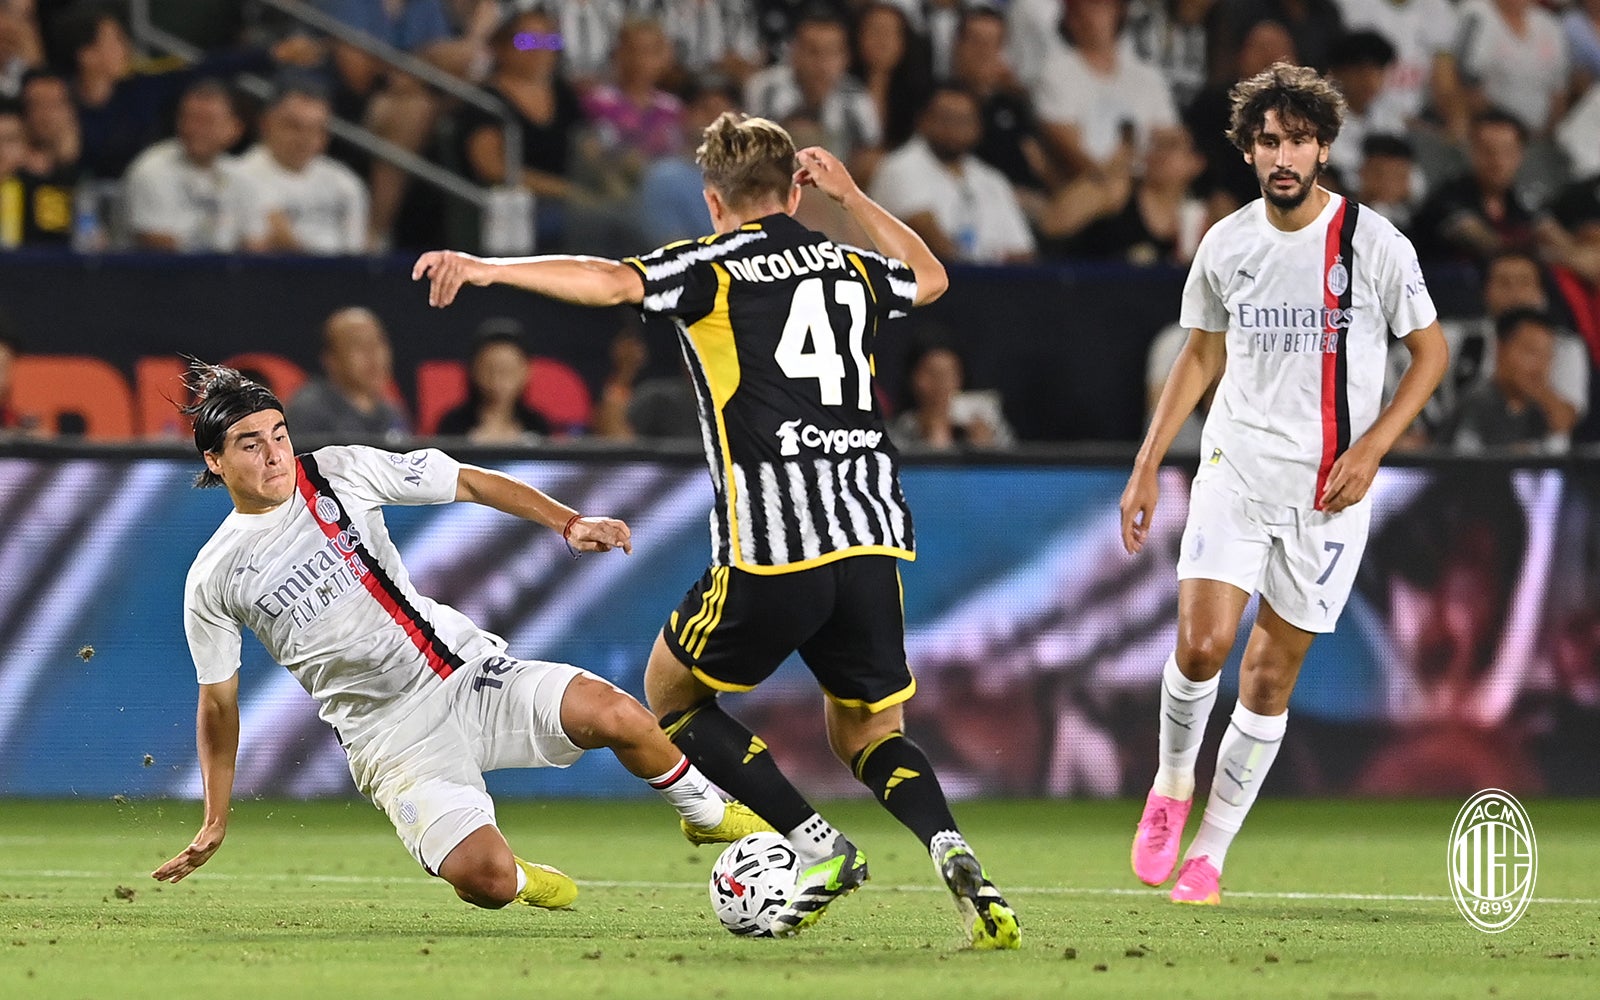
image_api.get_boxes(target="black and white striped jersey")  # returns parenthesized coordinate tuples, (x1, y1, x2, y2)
(624, 213, 919, 575)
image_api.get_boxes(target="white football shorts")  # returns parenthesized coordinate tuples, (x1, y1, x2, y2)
(1176, 469, 1372, 633)
(343, 654, 593, 874)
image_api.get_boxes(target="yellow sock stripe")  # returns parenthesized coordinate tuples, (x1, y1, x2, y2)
(677, 568, 722, 652)
(690, 566, 731, 659)
(851, 731, 905, 783)
(661, 703, 706, 740)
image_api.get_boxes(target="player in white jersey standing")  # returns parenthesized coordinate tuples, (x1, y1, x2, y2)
(1121, 63, 1449, 905)
(153, 364, 768, 909)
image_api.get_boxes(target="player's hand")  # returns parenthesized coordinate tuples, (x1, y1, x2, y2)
(566, 516, 632, 555)
(412, 250, 494, 308)
(151, 823, 226, 883)
(1120, 468, 1159, 555)
(793, 147, 859, 204)
(1320, 440, 1381, 513)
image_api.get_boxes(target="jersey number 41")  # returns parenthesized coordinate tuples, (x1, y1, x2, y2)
(775, 278, 871, 410)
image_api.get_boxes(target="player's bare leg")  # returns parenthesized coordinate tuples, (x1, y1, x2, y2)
(1173, 599, 1315, 904)
(436, 823, 575, 909)
(826, 700, 1020, 949)
(1135, 578, 1250, 886)
(646, 633, 864, 935)
(558, 674, 768, 843)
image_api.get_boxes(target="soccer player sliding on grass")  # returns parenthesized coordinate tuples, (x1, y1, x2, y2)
(413, 115, 1019, 949)
(1122, 63, 1448, 905)
(153, 364, 768, 907)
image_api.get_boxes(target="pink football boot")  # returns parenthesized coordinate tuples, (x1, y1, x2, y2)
(1131, 789, 1192, 886)
(1170, 856, 1222, 905)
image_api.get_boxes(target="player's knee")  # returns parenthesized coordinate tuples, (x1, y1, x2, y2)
(588, 689, 658, 749)
(1175, 627, 1232, 676)
(450, 854, 518, 908)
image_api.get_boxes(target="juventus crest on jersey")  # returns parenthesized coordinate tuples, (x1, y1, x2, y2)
(625, 214, 919, 574)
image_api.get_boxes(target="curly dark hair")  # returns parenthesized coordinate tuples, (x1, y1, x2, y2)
(1226, 62, 1347, 154)
(179, 361, 285, 488)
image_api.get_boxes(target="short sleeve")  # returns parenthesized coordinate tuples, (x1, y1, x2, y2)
(1375, 228, 1438, 337)
(315, 444, 461, 506)
(624, 239, 722, 317)
(1177, 232, 1228, 332)
(839, 245, 918, 320)
(185, 568, 241, 685)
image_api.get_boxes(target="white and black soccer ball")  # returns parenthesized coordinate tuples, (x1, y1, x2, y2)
(708, 832, 798, 937)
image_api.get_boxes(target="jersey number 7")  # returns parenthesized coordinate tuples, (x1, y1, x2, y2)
(775, 277, 871, 410)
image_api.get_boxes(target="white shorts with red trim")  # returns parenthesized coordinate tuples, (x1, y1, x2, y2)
(343, 654, 591, 874)
(1176, 469, 1372, 633)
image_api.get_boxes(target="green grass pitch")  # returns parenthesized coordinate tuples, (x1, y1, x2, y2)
(1, 798, 1596, 999)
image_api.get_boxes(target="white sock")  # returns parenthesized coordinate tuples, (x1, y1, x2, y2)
(1185, 702, 1287, 873)
(645, 757, 725, 830)
(929, 829, 968, 864)
(513, 862, 527, 896)
(785, 813, 842, 866)
(1152, 654, 1220, 800)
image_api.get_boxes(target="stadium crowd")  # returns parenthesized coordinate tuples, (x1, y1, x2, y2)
(0, 0, 1596, 449)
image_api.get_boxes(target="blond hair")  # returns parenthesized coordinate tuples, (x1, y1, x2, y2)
(695, 111, 796, 211)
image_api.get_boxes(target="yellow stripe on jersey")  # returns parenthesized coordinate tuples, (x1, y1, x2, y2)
(845, 252, 878, 306)
(682, 262, 750, 566)
(844, 251, 885, 390)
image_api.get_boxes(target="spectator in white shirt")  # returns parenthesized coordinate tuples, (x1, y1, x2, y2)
(1031, 0, 1178, 180)
(1455, 0, 1571, 138)
(1333, 0, 1468, 138)
(744, 12, 881, 162)
(1325, 30, 1408, 182)
(125, 80, 247, 253)
(869, 84, 1036, 263)
(236, 88, 369, 256)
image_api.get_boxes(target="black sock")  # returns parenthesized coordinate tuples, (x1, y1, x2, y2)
(851, 732, 959, 847)
(660, 700, 815, 833)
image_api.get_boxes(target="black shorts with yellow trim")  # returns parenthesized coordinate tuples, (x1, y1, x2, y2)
(662, 554, 914, 713)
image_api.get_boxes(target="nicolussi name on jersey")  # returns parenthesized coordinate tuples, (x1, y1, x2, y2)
(721, 241, 849, 283)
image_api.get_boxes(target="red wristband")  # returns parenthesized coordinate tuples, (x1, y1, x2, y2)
(562, 514, 582, 558)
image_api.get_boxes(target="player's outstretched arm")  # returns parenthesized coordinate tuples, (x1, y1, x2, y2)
(456, 464, 632, 554)
(412, 250, 645, 309)
(153, 674, 239, 883)
(794, 146, 949, 305)
(1120, 328, 1226, 554)
(1320, 320, 1449, 512)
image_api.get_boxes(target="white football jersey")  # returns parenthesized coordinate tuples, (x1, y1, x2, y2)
(184, 445, 503, 743)
(1179, 192, 1437, 509)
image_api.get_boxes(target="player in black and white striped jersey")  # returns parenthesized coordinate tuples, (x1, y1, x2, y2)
(413, 113, 1019, 949)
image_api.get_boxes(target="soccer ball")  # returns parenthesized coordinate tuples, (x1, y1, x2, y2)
(708, 832, 798, 937)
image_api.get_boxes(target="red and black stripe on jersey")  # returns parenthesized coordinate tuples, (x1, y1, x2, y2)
(295, 454, 464, 678)
(1316, 199, 1359, 510)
